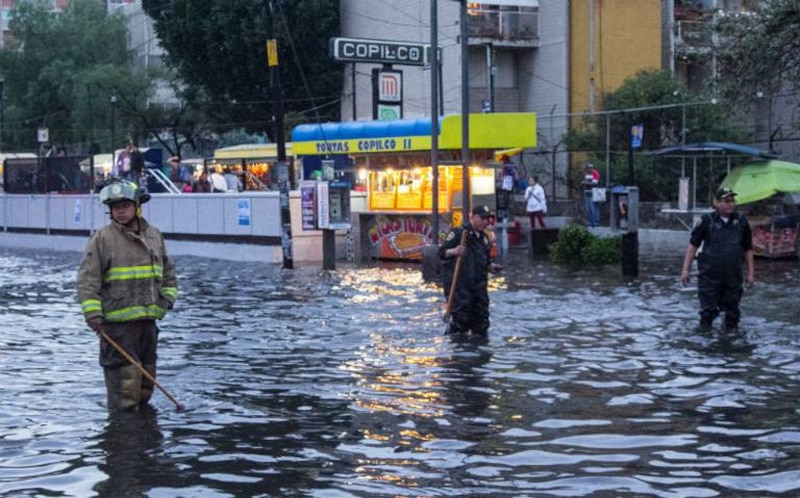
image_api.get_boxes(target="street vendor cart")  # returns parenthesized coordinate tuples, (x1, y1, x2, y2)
(290, 113, 536, 260)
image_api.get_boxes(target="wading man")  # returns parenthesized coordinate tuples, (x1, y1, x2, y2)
(438, 205, 495, 338)
(77, 179, 178, 411)
(681, 187, 754, 334)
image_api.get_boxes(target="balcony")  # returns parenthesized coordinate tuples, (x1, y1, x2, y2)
(674, 19, 714, 59)
(467, 8, 539, 47)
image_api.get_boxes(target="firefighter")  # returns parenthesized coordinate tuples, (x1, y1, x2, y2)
(681, 187, 754, 334)
(438, 205, 495, 338)
(77, 179, 178, 411)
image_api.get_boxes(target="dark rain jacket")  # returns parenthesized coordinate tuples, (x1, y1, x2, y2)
(690, 211, 752, 326)
(691, 211, 752, 283)
(77, 217, 178, 324)
(438, 224, 492, 333)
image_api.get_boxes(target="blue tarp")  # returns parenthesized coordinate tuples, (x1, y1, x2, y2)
(646, 141, 777, 158)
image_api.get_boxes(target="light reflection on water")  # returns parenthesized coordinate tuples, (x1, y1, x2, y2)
(0, 247, 799, 497)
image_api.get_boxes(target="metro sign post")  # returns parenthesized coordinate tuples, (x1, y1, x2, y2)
(331, 37, 440, 120)
(374, 69, 402, 120)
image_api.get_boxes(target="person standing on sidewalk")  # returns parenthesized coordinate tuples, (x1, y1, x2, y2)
(681, 187, 754, 334)
(582, 163, 601, 227)
(524, 175, 547, 228)
(77, 179, 178, 411)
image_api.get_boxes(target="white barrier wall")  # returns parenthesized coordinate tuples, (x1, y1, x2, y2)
(0, 191, 366, 263)
(0, 192, 283, 235)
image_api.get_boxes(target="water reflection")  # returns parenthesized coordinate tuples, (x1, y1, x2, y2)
(0, 247, 799, 497)
(92, 406, 173, 497)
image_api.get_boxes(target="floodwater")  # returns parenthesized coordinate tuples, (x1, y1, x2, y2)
(1, 246, 799, 498)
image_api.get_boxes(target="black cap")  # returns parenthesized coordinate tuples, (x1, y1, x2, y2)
(471, 205, 494, 219)
(715, 187, 737, 200)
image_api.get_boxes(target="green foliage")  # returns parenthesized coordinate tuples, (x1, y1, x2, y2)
(0, 0, 145, 150)
(716, 1, 800, 105)
(581, 236, 622, 265)
(141, 0, 343, 139)
(549, 223, 621, 266)
(549, 224, 591, 264)
(562, 69, 747, 201)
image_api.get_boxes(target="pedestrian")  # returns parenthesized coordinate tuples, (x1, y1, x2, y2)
(582, 162, 601, 227)
(192, 171, 212, 193)
(209, 166, 228, 193)
(524, 175, 547, 228)
(77, 179, 178, 411)
(438, 205, 495, 338)
(224, 167, 242, 192)
(681, 187, 754, 334)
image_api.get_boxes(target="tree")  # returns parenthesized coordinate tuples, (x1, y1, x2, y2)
(141, 0, 343, 141)
(563, 70, 745, 201)
(0, 0, 147, 152)
(716, 0, 800, 106)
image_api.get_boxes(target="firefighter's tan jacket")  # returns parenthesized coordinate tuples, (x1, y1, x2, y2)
(77, 217, 178, 323)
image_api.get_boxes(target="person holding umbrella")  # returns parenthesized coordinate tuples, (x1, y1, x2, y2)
(438, 205, 495, 338)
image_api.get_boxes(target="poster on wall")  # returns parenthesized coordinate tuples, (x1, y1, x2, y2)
(300, 181, 317, 230)
(237, 199, 251, 226)
(366, 214, 436, 260)
(316, 181, 330, 229)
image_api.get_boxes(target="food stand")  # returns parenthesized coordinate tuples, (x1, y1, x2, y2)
(721, 159, 800, 258)
(290, 113, 536, 260)
(213, 143, 296, 190)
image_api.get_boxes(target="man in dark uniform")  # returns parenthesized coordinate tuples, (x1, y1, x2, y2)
(681, 187, 755, 333)
(438, 205, 494, 337)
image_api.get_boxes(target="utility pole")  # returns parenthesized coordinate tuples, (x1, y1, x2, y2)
(110, 94, 117, 174)
(459, 0, 470, 222)
(265, 0, 293, 269)
(431, 0, 439, 241)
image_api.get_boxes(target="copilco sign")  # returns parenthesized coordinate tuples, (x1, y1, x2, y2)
(330, 38, 438, 66)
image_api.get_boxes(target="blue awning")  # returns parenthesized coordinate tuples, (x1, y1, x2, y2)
(291, 117, 440, 142)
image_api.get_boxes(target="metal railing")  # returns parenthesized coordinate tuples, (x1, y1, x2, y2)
(148, 167, 182, 194)
(468, 8, 539, 41)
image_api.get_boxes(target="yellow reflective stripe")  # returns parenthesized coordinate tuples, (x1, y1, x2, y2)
(104, 265, 164, 282)
(105, 304, 167, 322)
(82, 299, 102, 314)
(161, 287, 178, 300)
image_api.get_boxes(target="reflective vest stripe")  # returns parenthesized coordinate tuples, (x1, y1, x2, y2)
(104, 304, 167, 322)
(161, 286, 178, 300)
(81, 299, 102, 314)
(104, 265, 164, 282)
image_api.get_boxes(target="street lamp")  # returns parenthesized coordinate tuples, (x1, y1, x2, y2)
(110, 94, 117, 176)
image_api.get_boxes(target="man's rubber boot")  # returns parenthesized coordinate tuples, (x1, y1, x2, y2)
(104, 364, 141, 412)
(140, 364, 156, 405)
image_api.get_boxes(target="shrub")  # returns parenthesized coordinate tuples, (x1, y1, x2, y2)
(549, 223, 621, 265)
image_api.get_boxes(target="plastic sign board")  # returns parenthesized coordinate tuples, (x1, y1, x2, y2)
(631, 124, 644, 149)
(330, 37, 438, 66)
(37, 128, 49, 143)
(378, 105, 401, 121)
(316, 181, 330, 229)
(301, 181, 317, 230)
(267, 39, 278, 67)
(378, 71, 402, 102)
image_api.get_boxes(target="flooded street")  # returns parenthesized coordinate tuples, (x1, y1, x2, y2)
(1, 246, 799, 497)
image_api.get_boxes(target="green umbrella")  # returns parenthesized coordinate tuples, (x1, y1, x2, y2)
(721, 160, 800, 205)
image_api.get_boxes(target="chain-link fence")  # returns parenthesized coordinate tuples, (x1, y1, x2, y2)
(3, 156, 94, 194)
